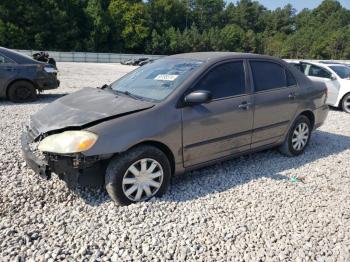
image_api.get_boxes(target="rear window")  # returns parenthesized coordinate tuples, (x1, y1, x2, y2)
(250, 61, 287, 92)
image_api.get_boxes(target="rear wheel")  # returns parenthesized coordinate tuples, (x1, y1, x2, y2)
(8, 81, 37, 102)
(341, 93, 350, 113)
(105, 145, 171, 205)
(279, 115, 312, 156)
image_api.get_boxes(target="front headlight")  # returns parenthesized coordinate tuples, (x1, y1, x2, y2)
(38, 131, 98, 154)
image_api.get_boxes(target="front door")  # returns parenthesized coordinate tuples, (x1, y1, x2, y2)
(249, 60, 299, 148)
(182, 60, 253, 167)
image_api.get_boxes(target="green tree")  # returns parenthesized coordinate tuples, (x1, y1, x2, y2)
(0, 0, 350, 58)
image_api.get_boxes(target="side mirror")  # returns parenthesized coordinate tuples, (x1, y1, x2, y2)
(184, 90, 212, 106)
(330, 74, 337, 81)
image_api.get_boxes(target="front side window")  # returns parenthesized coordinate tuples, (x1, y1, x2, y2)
(308, 65, 331, 79)
(110, 58, 203, 102)
(250, 61, 287, 92)
(329, 66, 350, 79)
(193, 61, 246, 99)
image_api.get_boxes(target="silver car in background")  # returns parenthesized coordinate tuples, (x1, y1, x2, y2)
(22, 52, 329, 205)
(291, 61, 350, 113)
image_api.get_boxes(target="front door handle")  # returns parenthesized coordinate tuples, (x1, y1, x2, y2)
(238, 102, 251, 110)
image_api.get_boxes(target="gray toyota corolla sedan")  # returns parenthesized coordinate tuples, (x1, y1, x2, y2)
(22, 52, 329, 205)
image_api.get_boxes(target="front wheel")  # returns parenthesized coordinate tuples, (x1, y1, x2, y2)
(105, 145, 171, 205)
(279, 115, 312, 157)
(341, 93, 350, 114)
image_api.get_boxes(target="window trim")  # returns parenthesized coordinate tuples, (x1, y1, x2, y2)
(182, 59, 250, 103)
(248, 59, 298, 94)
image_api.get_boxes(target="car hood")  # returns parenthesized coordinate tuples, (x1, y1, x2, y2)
(30, 87, 155, 137)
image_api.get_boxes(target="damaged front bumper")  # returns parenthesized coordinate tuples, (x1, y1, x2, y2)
(21, 130, 108, 186)
(21, 131, 51, 180)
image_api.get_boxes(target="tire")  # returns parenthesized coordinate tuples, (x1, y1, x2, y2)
(341, 93, 350, 114)
(278, 115, 312, 157)
(105, 145, 171, 205)
(8, 81, 37, 102)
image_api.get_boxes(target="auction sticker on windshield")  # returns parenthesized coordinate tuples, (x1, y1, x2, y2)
(155, 74, 179, 81)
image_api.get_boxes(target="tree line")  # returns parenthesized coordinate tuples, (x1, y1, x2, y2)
(0, 0, 350, 59)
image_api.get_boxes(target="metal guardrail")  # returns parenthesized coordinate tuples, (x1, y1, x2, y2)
(15, 50, 350, 64)
(16, 50, 165, 63)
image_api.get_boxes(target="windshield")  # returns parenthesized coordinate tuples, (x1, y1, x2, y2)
(110, 58, 203, 101)
(330, 66, 350, 79)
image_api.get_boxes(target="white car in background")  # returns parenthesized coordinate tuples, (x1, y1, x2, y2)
(292, 61, 350, 113)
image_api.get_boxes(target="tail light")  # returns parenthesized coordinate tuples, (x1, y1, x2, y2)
(44, 66, 58, 74)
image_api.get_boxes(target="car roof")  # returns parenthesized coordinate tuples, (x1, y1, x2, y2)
(0, 46, 39, 64)
(168, 52, 281, 62)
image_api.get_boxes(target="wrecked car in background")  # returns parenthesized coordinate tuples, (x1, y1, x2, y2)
(0, 47, 59, 102)
(22, 52, 329, 205)
(121, 57, 149, 66)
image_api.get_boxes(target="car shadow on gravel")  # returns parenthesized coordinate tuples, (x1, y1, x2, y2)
(69, 130, 350, 206)
(0, 93, 67, 105)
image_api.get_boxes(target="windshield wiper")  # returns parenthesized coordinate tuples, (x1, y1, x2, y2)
(114, 90, 144, 101)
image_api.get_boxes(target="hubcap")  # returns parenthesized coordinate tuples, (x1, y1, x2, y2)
(122, 158, 163, 202)
(292, 123, 310, 151)
(344, 95, 350, 112)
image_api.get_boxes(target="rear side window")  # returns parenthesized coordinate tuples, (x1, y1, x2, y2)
(286, 70, 297, 86)
(0, 54, 15, 64)
(250, 61, 287, 92)
(194, 61, 246, 99)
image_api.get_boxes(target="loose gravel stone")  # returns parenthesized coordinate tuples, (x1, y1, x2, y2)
(0, 62, 350, 261)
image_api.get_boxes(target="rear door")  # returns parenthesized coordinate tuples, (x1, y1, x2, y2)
(302, 63, 340, 106)
(182, 60, 253, 167)
(249, 60, 299, 148)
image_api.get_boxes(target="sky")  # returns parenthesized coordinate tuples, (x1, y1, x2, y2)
(229, 0, 350, 12)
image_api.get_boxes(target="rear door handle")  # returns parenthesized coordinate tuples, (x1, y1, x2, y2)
(238, 102, 251, 110)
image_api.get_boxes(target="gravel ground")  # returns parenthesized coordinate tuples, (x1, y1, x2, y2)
(0, 62, 350, 261)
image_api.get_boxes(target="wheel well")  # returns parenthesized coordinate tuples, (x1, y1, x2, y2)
(130, 141, 176, 175)
(300, 110, 315, 129)
(6, 79, 37, 98)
